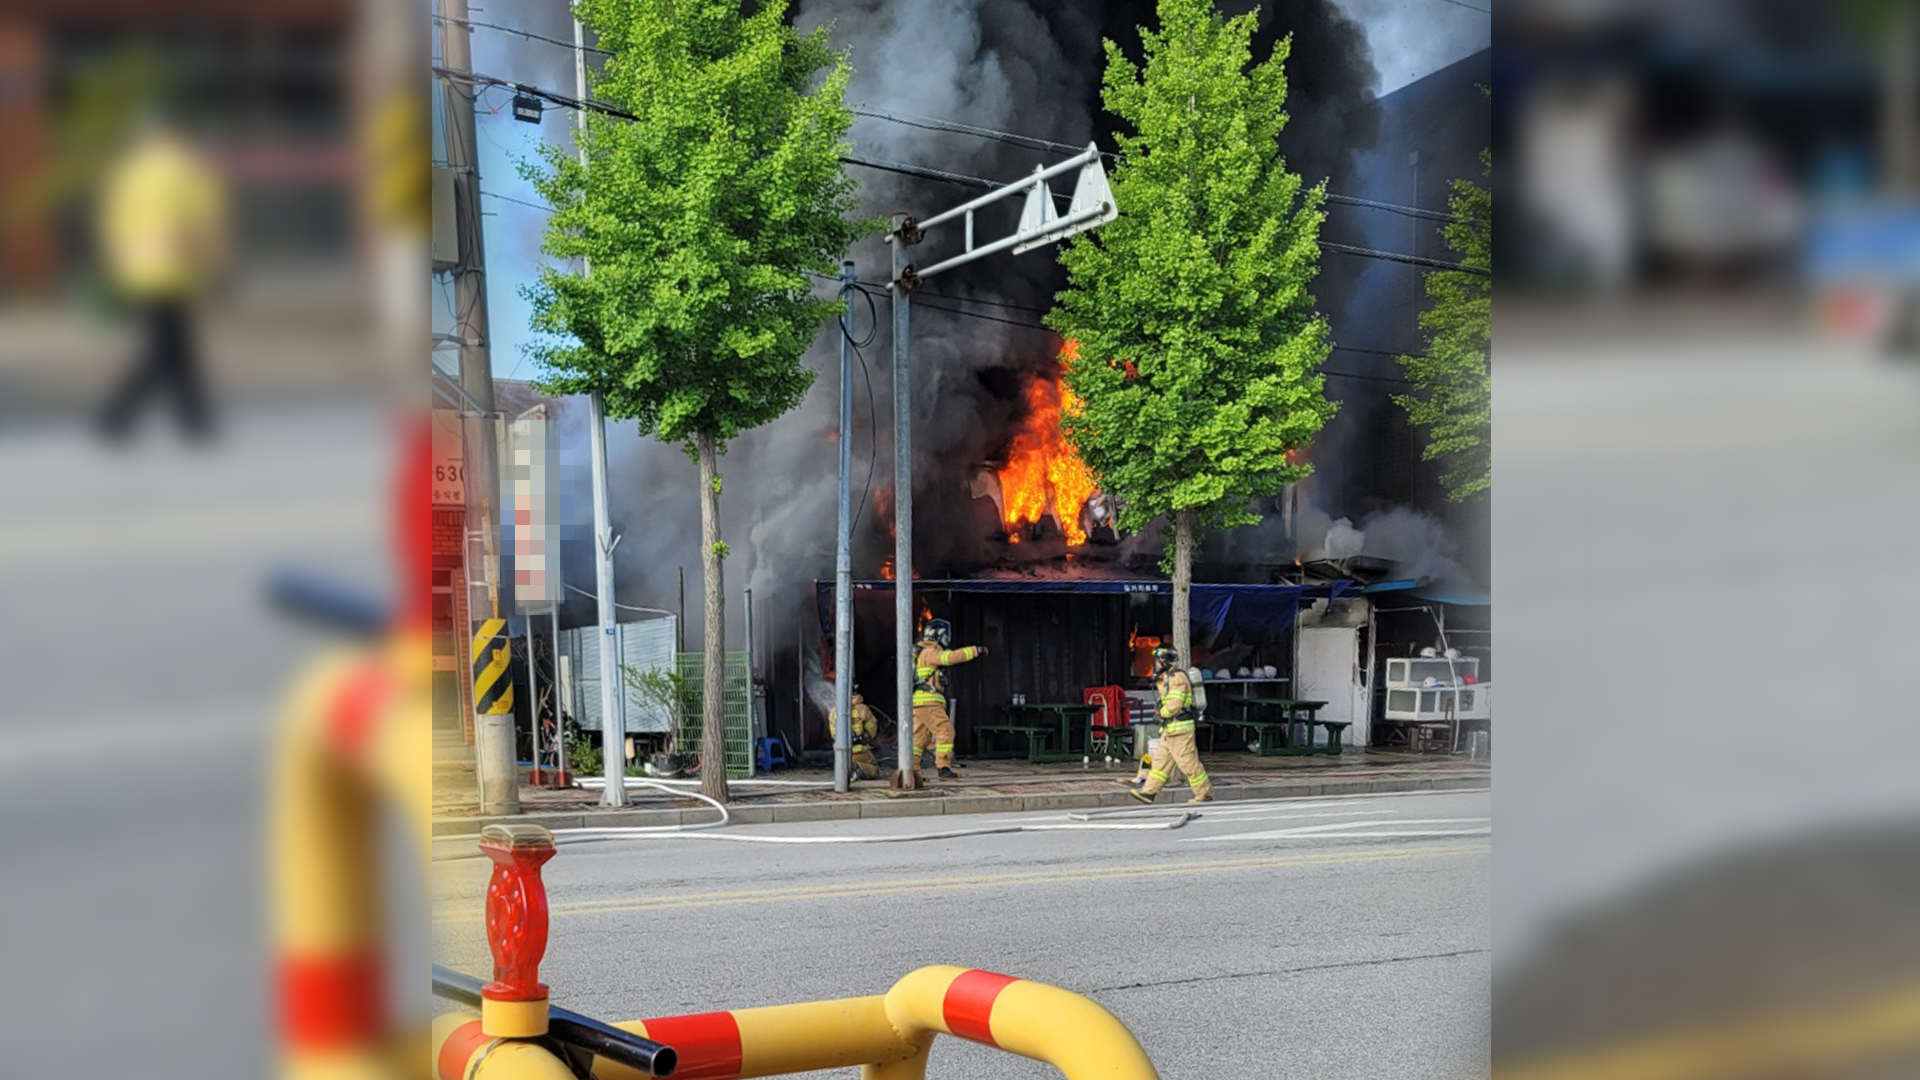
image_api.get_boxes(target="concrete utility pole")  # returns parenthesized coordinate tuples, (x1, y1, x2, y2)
(439, 0, 516, 816)
(833, 261, 856, 793)
(879, 145, 1116, 787)
(576, 14, 628, 808)
(889, 220, 917, 786)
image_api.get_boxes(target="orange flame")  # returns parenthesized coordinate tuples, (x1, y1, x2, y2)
(997, 344, 1098, 546)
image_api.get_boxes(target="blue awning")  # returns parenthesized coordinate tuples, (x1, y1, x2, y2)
(815, 578, 1360, 641)
(827, 578, 1357, 597)
(1411, 580, 1491, 606)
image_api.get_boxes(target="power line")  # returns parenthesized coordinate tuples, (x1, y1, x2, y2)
(563, 583, 675, 618)
(1323, 241, 1489, 277)
(483, 189, 554, 214)
(433, 13, 613, 56)
(1324, 192, 1465, 225)
(840, 155, 999, 192)
(442, 25, 1472, 225)
(436, 65, 1488, 278)
(917, 290, 1051, 315)
(1332, 344, 1418, 359)
(853, 107, 1086, 157)
(910, 299, 1055, 332)
(436, 65, 637, 120)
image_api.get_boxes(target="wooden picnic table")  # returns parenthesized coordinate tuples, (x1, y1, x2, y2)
(976, 702, 1100, 763)
(1227, 697, 1345, 756)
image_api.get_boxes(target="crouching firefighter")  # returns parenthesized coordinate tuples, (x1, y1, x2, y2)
(1133, 646, 1213, 803)
(908, 618, 986, 781)
(831, 688, 881, 781)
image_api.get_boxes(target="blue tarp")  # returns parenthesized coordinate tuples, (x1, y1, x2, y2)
(1411, 579, 1492, 606)
(1804, 204, 1920, 285)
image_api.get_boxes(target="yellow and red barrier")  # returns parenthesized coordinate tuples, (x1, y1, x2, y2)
(424, 749, 1157, 1080)
(272, 625, 433, 1079)
(431, 962, 1160, 1080)
(273, 418, 434, 1080)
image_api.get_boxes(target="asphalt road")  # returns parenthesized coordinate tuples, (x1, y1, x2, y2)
(1493, 321, 1920, 967)
(433, 788, 1491, 1080)
(0, 401, 393, 1078)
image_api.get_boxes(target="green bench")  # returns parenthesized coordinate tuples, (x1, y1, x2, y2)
(1213, 715, 1293, 756)
(1304, 719, 1352, 756)
(972, 725, 1053, 760)
(1225, 699, 1347, 756)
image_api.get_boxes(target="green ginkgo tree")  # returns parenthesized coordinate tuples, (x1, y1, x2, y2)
(524, 0, 870, 801)
(1396, 145, 1491, 503)
(1047, 0, 1337, 665)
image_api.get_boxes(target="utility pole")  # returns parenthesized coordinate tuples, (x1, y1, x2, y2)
(879, 145, 1116, 787)
(439, 0, 516, 816)
(889, 218, 918, 787)
(576, 13, 628, 808)
(833, 261, 856, 793)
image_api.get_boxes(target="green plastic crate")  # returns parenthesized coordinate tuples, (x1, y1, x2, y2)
(674, 651, 754, 779)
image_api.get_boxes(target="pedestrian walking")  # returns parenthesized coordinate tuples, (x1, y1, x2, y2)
(95, 114, 229, 441)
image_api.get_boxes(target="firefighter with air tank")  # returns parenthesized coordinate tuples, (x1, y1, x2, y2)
(905, 618, 986, 782)
(831, 686, 881, 782)
(1132, 645, 1213, 803)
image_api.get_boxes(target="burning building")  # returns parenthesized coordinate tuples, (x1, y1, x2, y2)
(488, 1, 1491, 768)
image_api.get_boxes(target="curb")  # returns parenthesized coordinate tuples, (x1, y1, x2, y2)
(431, 772, 1489, 839)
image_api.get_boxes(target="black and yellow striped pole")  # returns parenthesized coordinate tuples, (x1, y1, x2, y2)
(472, 618, 513, 717)
(473, 618, 519, 814)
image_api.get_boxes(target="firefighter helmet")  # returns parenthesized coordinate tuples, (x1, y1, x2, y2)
(921, 618, 952, 647)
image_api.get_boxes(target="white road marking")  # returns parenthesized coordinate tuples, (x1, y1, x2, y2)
(1185, 809, 1396, 825)
(0, 499, 377, 561)
(1183, 817, 1492, 843)
(1251, 828, 1493, 840)
(0, 710, 266, 770)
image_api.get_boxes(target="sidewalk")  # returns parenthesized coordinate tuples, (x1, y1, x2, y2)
(431, 750, 1492, 838)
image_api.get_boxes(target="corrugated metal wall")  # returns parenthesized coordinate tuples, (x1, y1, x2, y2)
(561, 615, 678, 734)
(934, 592, 1129, 739)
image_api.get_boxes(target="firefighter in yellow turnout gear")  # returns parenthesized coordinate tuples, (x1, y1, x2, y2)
(909, 619, 986, 781)
(1133, 646, 1213, 803)
(831, 689, 881, 781)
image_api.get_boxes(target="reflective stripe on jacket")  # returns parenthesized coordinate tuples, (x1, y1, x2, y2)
(1156, 671, 1194, 720)
(831, 702, 878, 745)
(913, 644, 981, 706)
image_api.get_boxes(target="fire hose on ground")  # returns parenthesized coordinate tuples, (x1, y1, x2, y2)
(432, 778, 1192, 858)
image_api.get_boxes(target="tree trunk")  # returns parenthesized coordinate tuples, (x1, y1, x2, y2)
(696, 429, 731, 803)
(1172, 510, 1194, 669)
